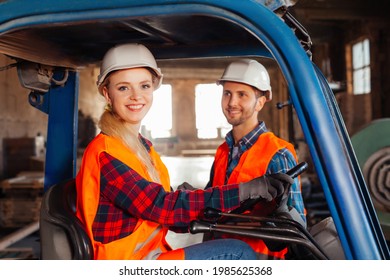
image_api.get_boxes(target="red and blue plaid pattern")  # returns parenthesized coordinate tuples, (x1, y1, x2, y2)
(92, 151, 240, 244)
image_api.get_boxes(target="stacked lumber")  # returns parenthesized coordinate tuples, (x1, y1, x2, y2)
(0, 172, 43, 228)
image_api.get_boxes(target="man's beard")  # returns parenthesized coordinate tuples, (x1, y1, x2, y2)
(224, 105, 257, 127)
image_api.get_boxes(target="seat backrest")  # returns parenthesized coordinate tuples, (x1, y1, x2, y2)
(309, 216, 345, 260)
(286, 216, 346, 260)
(39, 178, 94, 260)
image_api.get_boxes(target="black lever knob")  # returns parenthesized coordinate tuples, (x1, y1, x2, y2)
(286, 162, 308, 179)
(190, 220, 212, 234)
(203, 207, 222, 219)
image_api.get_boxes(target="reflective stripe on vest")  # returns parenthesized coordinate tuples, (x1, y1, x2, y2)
(76, 133, 182, 259)
(212, 132, 298, 259)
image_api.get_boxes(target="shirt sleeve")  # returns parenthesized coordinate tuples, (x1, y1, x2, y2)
(266, 148, 307, 224)
(99, 152, 240, 228)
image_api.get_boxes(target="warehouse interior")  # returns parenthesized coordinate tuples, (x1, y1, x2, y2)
(0, 0, 389, 259)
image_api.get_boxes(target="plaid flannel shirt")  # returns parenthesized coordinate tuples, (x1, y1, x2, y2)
(92, 136, 240, 244)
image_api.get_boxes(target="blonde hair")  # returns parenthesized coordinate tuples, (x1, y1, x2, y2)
(98, 110, 161, 183)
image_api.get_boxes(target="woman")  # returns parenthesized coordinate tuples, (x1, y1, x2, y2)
(75, 43, 293, 260)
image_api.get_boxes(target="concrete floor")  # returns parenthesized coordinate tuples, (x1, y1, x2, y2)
(2, 156, 215, 258)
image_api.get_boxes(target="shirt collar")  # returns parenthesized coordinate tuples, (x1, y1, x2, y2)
(225, 121, 268, 152)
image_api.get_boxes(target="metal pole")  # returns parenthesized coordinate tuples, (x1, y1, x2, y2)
(0, 221, 39, 250)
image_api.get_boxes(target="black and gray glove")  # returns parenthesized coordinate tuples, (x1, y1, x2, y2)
(177, 182, 198, 191)
(239, 173, 294, 202)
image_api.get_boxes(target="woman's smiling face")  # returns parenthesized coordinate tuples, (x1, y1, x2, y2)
(102, 67, 154, 126)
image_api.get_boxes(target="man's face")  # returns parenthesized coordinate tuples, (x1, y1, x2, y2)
(221, 81, 266, 127)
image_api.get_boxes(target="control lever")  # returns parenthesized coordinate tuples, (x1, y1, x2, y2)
(286, 161, 308, 178)
(230, 162, 308, 214)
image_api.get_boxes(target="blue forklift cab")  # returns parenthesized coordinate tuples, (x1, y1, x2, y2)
(0, 0, 388, 260)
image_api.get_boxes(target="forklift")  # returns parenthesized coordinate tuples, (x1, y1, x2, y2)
(0, 0, 388, 260)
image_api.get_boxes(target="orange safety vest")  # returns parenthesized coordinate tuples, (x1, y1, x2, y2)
(75, 133, 184, 260)
(212, 132, 298, 259)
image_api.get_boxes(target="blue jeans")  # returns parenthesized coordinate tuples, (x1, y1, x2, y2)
(183, 239, 256, 260)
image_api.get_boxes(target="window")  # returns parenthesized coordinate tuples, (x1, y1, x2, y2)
(352, 39, 371, 94)
(142, 84, 172, 138)
(195, 83, 230, 139)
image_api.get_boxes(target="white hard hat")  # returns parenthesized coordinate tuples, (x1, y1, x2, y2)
(217, 59, 272, 101)
(97, 43, 163, 91)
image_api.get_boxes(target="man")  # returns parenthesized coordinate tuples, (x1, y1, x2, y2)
(204, 59, 306, 259)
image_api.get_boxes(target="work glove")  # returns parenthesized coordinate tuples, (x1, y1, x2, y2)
(239, 173, 294, 203)
(177, 182, 198, 191)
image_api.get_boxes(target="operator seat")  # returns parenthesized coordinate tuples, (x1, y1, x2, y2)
(285, 216, 346, 260)
(39, 178, 93, 260)
(308, 216, 346, 259)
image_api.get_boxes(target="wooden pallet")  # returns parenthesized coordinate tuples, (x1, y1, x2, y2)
(1, 172, 44, 189)
(0, 172, 43, 228)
